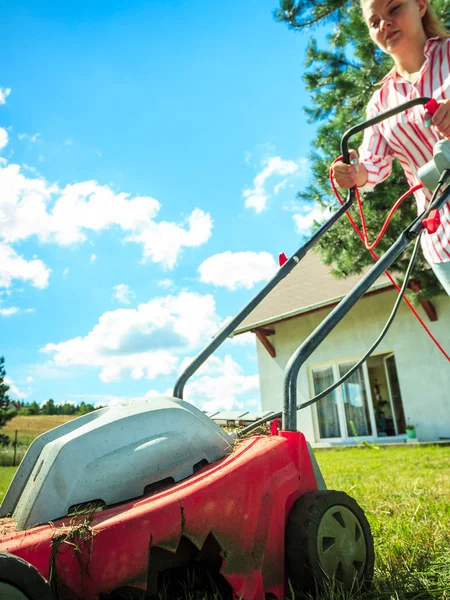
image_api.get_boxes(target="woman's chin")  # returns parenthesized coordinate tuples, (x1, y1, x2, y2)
(385, 32, 402, 51)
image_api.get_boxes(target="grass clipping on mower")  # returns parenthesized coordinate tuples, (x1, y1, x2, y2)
(49, 505, 101, 599)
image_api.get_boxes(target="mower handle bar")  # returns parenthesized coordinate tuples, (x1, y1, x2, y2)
(341, 97, 431, 164)
(174, 97, 433, 428)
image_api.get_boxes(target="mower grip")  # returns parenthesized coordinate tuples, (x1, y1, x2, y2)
(341, 97, 431, 165)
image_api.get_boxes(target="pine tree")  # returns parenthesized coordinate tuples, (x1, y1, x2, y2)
(275, 0, 450, 301)
(0, 356, 17, 447)
(41, 398, 57, 415)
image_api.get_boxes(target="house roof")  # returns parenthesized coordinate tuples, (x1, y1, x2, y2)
(234, 251, 393, 334)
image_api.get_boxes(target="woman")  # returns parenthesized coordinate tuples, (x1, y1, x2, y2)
(331, 0, 450, 294)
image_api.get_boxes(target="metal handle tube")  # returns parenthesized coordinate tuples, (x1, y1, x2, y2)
(282, 232, 409, 430)
(173, 199, 353, 399)
(339, 100, 430, 232)
(340, 97, 430, 163)
(282, 180, 450, 431)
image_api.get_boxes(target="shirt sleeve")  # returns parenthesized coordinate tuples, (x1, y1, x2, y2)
(357, 96, 394, 193)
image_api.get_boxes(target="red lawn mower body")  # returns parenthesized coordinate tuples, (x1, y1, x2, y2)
(0, 432, 318, 599)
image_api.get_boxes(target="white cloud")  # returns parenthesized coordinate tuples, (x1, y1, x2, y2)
(199, 251, 277, 291)
(91, 357, 260, 413)
(243, 156, 305, 213)
(90, 253, 96, 263)
(0, 306, 19, 316)
(26, 376, 34, 383)
(66, 393, 135, 407)
(293, 204, 331, 234)
(0, 128, 9, 150)
(63, 268, 69, 277)
(42, 291, 222, 382)
(22, 164, 41, 176)
(243, 188, 268, 214)
(228, 331, 255, 346)
(0, 88, 11, 105)
(274, 179, 288, 194)
(0, 242, 50, 289)
(18, 132, 40, 144)
(5, 376, 27, 399)
(128, 208, 212, 269)
(113, 283, 136, 305)
(0, 164, 213, 269)
(144, 389, 161, 398)
(182, 355, 260, 414)
(158, 279, 174, 289)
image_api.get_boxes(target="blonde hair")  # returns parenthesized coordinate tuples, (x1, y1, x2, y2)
(360, 1, 450, 39)
(422, 3, 450, 38)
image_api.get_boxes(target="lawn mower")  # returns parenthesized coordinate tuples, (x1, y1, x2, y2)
(0, 97, 449, 600)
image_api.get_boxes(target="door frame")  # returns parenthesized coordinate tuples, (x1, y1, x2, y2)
(310, 360, 377, 442)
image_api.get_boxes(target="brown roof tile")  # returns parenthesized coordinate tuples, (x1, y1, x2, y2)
(234, 251, 392, 333)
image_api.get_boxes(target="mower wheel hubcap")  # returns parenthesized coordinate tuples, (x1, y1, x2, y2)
(0, 582, 30, 600)
(317, 504, 367, 588)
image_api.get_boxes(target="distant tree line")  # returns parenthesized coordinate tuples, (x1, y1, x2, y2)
(0, 356, 16, 447)
(16, 398, 101, 417)
(0, 355, 102, 447)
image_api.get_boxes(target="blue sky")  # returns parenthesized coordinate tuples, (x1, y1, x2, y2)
(0, 0, 330, 412)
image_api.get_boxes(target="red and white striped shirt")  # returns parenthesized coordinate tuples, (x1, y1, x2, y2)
(358, 36, 450, 264)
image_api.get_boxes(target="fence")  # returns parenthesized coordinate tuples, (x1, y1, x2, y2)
(0, 431, 28, 467)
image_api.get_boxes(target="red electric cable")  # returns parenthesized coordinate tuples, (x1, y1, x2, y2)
(357, 182, 425, 250)
(329, 159, 450, 361)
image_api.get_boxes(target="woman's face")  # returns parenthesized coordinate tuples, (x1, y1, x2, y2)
(362, 0, 427, 56)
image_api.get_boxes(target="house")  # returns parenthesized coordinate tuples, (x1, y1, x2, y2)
(205, 410, 275, 428)
(233, 251, 450, 447)
(2, 401, 20, 412)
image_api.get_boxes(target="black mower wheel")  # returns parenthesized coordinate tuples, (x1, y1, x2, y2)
(286, 490, 374, 595)
(0, 552, 53, 600)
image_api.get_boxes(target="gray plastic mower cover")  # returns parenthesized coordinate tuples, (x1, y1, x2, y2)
(0, 396, 233, 530)
(417, 139, 450, 189)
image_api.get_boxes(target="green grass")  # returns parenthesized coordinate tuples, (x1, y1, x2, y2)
(3, 415, 76, 446)
(0, 466, 17, 502)
(0, 415, 77, 466)
(0, 446, 27, 467)
(0, 445, 449, 599)
(315, 445, 450, 599)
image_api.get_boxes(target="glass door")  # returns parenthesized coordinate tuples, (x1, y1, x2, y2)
(339, 363, 372, 437)
(312, 366, 341, 439)
(384, 354, 406, 434)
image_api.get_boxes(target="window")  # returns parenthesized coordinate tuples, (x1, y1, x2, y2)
(313, 366, 341, 439)
(310, 353, 405, 441)
(339, 364, 372, 437)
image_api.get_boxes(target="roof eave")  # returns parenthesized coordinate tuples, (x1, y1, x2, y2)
(232, 280, 393, 336)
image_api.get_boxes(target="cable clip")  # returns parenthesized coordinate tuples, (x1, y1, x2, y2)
(422, 209, 440, 234)
(278, 252, 288, 267)
(270, 418, 281, 436)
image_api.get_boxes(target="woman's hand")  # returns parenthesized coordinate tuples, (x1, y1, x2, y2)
(331, 149, 368, 189)
(425, 99, 450, 139)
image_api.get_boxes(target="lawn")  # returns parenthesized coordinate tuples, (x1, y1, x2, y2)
(0, 444, 448, 599)
(317, 445, 450, 599)
(0, 467, 17, 503)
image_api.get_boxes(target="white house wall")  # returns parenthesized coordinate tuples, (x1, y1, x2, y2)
(255, 290, 450, 444)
